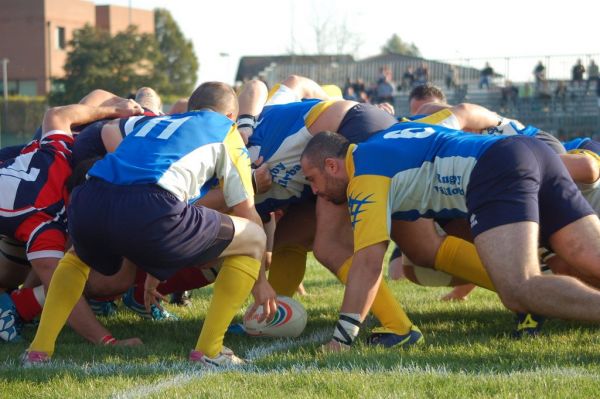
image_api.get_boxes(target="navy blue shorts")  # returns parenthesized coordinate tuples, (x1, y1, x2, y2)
(69, 179, 234, 280)
(581, 139, 600, 155)
(337, 103, 398, 143)
(535, 130, 566, 155)
(467, 136, 594, 244)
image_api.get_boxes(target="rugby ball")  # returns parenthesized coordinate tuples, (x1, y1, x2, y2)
(243, 296, 307, 337)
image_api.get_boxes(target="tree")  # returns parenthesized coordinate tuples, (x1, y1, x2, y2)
(381, 34, 421, 57)
(154, 9, 198, 97)
(51, 25, 167, 105)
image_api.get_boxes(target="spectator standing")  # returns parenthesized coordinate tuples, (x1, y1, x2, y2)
(414, 62, 429, 85)
(500, 80, 518, 111)
(375, 67, 395, 104)
(445, 66, 458, 90)
(401, 66, 415, 90)
(572, 59, 586, 88)
(479, 62, 494, 89)
(554, 81, 568, 111)
(596, 77, 600, 108)
(533, 61, 547, 93)
(586, 60, 599, 94)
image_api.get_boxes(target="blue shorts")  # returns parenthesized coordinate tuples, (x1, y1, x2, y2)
(581, 139, 600, 155)
(535, 130, 566, 155)
(69, 179, 234, 280)
(467, 136, 594, 244)
(337, 103, 398, 143)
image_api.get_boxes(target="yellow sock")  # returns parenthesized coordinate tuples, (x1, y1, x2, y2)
(434, 236, 495, 291)
(196, 255, 259, 357)
(337, 257, 412, 335)
(268, 244, 307, 297)
(29, 251, 90, 356)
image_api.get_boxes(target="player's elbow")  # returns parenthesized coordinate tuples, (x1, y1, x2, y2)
(42, 106, 70, 133)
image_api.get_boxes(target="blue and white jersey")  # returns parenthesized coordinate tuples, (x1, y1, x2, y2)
(346, 122, 506, 251)
(88, 110, 253, 207)
(248, 99, 334, 213)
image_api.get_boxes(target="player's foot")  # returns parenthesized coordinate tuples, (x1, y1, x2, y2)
(226, 322, 247, 335)
(21, 350, 50, 367)
(87, 298, 118, 317)
(122, 287, 179, 321)
(170, 291, 192, 307)
(0, 292, 21, 342)
(189, 346, 246, 367)
(512, 313, 545, 338)
(367, 325, 424, 348)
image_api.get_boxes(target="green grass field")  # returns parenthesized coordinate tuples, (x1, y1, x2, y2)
(2, 254, 600, 398)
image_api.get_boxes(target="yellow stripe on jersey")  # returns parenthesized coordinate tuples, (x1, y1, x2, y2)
(568, 148, 600, 164)
(347, 174, 392, 252)
(223, 126, 254, 202)
(266, 83, 282, 102)
(305, 100, 336, 128)
(345, 144, 357, 179)
(320, 84, 343, 100)
(413, 108, 460, 129)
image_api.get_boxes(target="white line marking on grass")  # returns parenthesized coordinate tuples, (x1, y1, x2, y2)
(110, 329, 329, 399)
(112, 370, 212, 399)
(244, 328, 330, 360)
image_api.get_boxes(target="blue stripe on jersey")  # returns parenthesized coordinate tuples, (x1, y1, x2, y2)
(89, 111, 233, 185)
(520, 125, 541, 137)
(562, 137, 591, 151)
(352, 122, 506, 177)
(248, 99, 321, 160)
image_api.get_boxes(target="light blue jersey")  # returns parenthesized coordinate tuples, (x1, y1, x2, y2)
(89, 110, 253, 207)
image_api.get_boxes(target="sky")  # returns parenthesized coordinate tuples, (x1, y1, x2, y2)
(94, 0, 599, 84)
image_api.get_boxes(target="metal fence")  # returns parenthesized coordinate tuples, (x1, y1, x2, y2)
(260, 53, 600, 93)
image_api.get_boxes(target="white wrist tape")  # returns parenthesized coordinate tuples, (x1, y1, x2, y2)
(332, 312, 361, 346)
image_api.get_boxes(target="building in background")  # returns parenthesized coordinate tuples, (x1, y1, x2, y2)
(0, 0, 153, 96)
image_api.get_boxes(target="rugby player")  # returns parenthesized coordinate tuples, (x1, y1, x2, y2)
(232, 75, 505, 347)
(301, 124, 600, 350)
(23, 82, 273, 366)
(0, 98, 144, 342)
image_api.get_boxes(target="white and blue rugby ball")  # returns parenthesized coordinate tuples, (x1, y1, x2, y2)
(243, 295, 307, 338)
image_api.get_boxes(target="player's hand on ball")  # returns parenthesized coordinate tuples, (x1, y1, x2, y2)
(320, 339, 350, 352)
(143, 274, 166, 312)
(114, 337, 143, 346)
(248, 280, 277, 323)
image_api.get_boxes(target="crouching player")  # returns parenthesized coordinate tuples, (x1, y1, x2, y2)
(301, 127, 600, 350)
(23, 82, 273, 367)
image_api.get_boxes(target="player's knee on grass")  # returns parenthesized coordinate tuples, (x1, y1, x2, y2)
(495, 283, 530, 314)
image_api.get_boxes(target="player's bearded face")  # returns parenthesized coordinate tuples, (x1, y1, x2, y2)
(323, 173, 347, 205)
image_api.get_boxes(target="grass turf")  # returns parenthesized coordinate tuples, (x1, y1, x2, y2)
(2, 254, 600, 398)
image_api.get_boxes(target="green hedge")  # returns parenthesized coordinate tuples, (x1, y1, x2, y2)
(0, 96, 47, 146)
